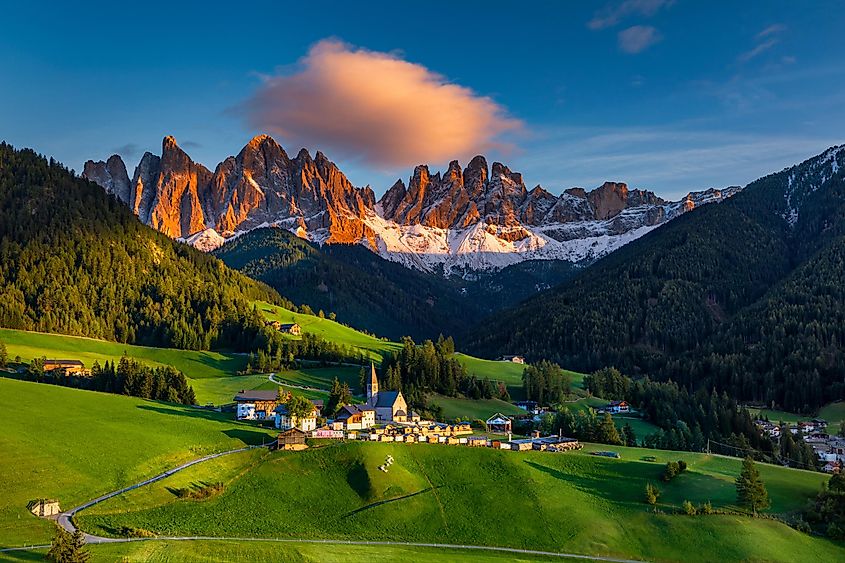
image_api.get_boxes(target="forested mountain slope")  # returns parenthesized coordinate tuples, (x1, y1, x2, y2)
(0, 143, 284, 350)
(214, 227, 483, 340)
(465, 145, 845, 412)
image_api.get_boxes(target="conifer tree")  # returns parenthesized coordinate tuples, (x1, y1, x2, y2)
(736, 456, 770, 514)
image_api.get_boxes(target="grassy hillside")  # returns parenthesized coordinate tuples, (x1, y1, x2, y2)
(65, 540, 563, 562)
(0, 328, 344, 405)
(0, 379, 277, 547)
(78, 441, 843, 562)
(431, 394, 526, 420)
(254, 300, 401, 362)
(0, 328, 245, 379)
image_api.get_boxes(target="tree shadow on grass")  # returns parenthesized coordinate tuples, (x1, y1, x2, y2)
(222, 428, 274, 446)
(524, 458, 736, 508)
(135, 404, 273, 445)
(0, 550, 46, 561)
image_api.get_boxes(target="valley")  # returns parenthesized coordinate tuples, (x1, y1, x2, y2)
(2, 15, 845, 559)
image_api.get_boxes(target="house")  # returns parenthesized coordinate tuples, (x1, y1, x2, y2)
(279, 323, 301, 335)
(604, 400, 630, 414)
(467, 436, 488, 447)
(312, 426, 345, 439)
(498, 355, 525, 364)
(276, 428, 308, 451)
(507, 438, 535, 451)
(28, 499, 61, 517)
(233, 390, 282, 420)
(42, 359, 89, 376)
(334, 404, 376, 430)
(274, 401, 321, 432)
(485, 413, 512, 434)
(266, 320, 282, 330)
(365, 363, 408, 422)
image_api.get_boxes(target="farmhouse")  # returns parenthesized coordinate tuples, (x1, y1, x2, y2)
(486, 413, 512, 434)
(365, 363, 408, 422)
(280, 323, 301, 335)
(604, 400, 630, 414)
(274, 400, 321, 432)
(333, 404, 376, 430)
(43, 359, 89, 376)
(265, 320, 282, 330)
(276, 428, 308, 451)
(234, 390, 281, 420)
(498, 355, 525, 364)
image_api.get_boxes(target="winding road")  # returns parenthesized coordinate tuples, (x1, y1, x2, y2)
(3, 445, 646, 563)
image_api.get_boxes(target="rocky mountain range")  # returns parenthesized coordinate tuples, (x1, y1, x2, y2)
(84, 135, 740, 275)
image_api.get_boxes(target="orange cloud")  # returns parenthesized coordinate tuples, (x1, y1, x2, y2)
(240, 39, 522, 168)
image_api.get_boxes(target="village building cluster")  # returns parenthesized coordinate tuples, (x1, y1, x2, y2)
(755, 417, 845, 472)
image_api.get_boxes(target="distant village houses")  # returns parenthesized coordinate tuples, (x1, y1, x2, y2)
(275, 400, 322, 432)
(331, 404, 376, 431)
(498, 355, 525, 364)
(265, 321, 301, 335)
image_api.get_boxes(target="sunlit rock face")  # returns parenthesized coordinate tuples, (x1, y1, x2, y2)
(85, 135, 740, 273)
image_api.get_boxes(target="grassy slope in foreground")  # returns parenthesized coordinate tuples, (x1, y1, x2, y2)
(50, 541, 566, 562)
(0, 379, 276, 547)
(79, 442, 843, 563)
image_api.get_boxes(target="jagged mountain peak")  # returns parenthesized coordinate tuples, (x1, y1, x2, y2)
(86, 135, 743, 275)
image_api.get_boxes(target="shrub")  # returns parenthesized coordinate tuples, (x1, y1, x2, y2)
(645, 483, 660, 505)
(683, 500, 697, 515)
(662, 461, 679, 481)
(700, 501, 713, 515)
(118, 526, 155, 538)
(662, 460, 688, 482)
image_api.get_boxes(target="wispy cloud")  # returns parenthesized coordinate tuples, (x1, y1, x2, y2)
(514, 125, 840, 199)
(738, 24, 786, 62)
(618, 26, 661, 54)
(588, 0, 673, 30)
(236, 39, 522, 168)
(112, 143, 140, 159)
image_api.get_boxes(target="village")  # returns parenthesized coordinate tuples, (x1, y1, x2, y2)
(754, 417, 845, 473)
(234, 363, 583, 454)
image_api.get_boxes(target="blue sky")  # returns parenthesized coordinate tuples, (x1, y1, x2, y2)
(2, 0, 843, 199)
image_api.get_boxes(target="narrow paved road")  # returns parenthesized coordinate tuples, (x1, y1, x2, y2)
(55, 446, 259, 542)
(4, 446, 647, 563)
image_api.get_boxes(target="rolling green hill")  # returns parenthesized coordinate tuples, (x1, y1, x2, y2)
(0, 379, 277, 547)
(254, 300, 401, 362)
(78, 441, 843, 562)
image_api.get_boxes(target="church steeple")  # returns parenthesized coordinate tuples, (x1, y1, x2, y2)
(366, 362, 379, 404)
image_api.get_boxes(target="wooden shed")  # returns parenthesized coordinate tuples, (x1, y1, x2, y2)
(276, 428, 308, 451)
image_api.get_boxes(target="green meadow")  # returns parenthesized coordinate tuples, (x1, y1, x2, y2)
(78, 440, 842, 563)
(430, 393, 526, 420)
(253, 300, 402, 362)
(7, 541, 569, 562)
(0, 328, 244, 380)
(0, 379, 277, 548)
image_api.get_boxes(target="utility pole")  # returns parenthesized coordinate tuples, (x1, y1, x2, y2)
(706, 439, 710, 455)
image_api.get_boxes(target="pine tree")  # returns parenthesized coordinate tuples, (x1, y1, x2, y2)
(623, 422, 637, 446)
(736, 456, 770, 514)
(47, 525, 90, 562)
(325, 377, 343, 416)
(596, 413, 623, 445)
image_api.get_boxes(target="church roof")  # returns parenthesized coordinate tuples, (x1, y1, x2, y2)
(374, 390, 402, 407)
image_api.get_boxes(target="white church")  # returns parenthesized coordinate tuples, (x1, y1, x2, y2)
(366, 363, 418, 423)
